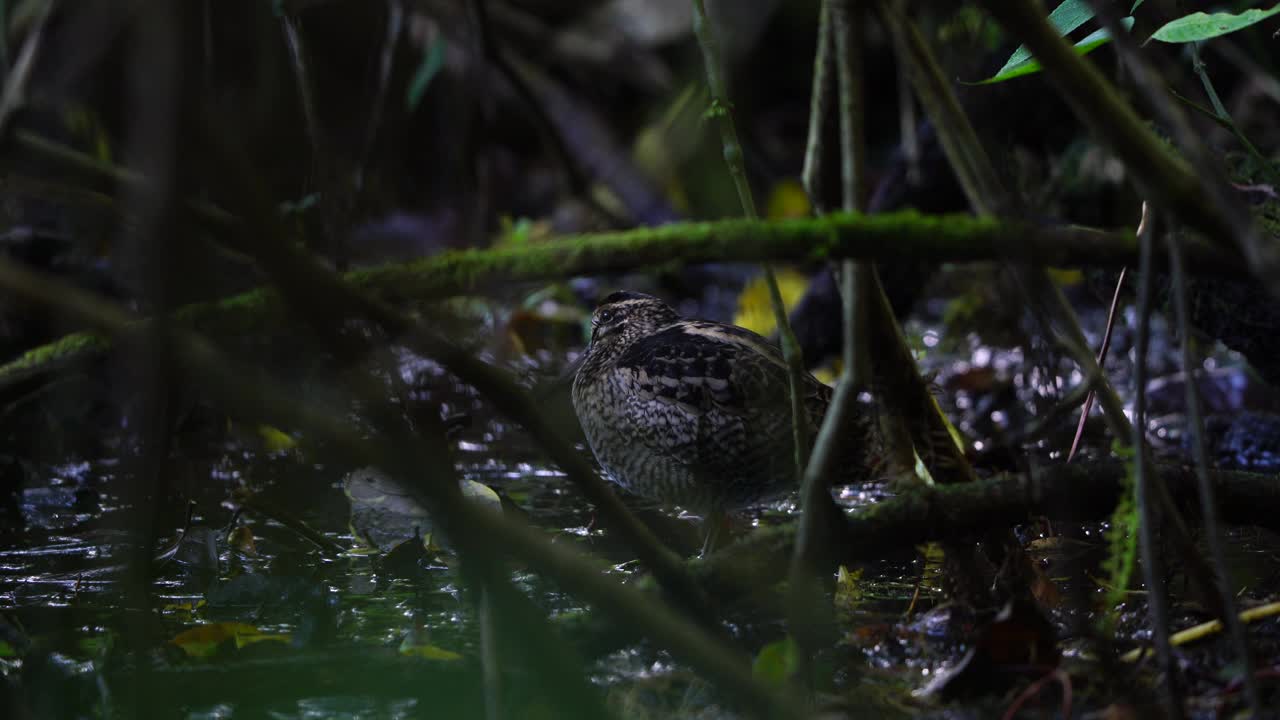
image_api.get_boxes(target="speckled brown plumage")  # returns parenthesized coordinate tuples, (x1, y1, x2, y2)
(572, 291, 884, 511)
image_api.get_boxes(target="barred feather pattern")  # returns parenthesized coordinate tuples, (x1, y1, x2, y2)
(572, 291, 884, 511)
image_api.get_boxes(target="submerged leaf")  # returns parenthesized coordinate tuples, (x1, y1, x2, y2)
(399, 641, 464, 660)
(170, 622, 290, 658)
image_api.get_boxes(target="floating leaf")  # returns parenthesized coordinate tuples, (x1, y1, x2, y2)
(1149, 5, 1280, 44)
(979, 17, 1135, 84)
(162, 599, 206, 615)
(399, 624, 463, 660)
(399, 641, 464, 660)
(170, 622, 289, 658)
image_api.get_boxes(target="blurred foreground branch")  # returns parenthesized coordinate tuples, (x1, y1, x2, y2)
(0, 253, 802, 718)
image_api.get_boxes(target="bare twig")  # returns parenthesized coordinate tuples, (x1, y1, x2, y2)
(789, 0, 868, 684)
(0, 0, 55, 136)
(1069, 202, 1148, 464)
(690, 0, 811, 483)
(1167, 225, 1262, 716)
(1066, 265, 1126, 463)
(799, 0, 833, 211)
(468, 0, 622, 225)
(357, 0, 404, 188)
(1130, 212, 1184, 718)
(1188, 40, 1280, 188)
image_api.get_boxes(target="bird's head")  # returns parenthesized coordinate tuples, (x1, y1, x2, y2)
(588, 291, 680, 348)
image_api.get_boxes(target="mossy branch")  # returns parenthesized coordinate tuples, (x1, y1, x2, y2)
(0, 212, 1238, 391)
(694, 461, 1280, 604)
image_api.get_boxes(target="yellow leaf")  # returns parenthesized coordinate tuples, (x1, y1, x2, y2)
(732, 269, 810, 337)
(228, 526, 257, 555)
(1047, 268, 1083, 286)
(766, 178, 811, 219)
(233, 631, 291, 651)
(257, 425, 296, 452)
(170, 622, 260, 658)
(399, 639, 463, 660)
(834, 565, 866, 611)
(162, 599, 205, 614)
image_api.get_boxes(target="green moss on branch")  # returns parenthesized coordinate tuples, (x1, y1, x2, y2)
(0, 212, 1239, 389)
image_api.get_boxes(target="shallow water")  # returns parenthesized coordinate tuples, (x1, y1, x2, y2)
(3, 290, 1280, 718)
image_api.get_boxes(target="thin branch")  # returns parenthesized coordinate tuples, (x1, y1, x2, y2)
(690, 0, 810, 484)
(1003, 365, 1101, 449)
(1130, 211, 1184, 718)
(982, 0, 1265, 277)
(1167, 226, 1262, 716)
(357, 0, 403, 188)
(800, 0, 833, 211)
(1189, 40, 1280, 188)
(1067, 265, 1127, 463)
(870, 2, 983, 486)
(0, 0, 55, 136)
(789, 0, 867, 683)
(468, 0, 621, 225)
(876, 0, 1005, 215)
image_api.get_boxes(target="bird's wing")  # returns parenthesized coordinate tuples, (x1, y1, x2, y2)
(612, 322, 828, 473)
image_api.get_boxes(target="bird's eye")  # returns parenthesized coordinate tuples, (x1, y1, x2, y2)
(597, 310, 614, 325)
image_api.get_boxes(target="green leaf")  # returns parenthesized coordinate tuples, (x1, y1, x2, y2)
(1131, 0, 1145, 12)
(406, 39, 446, 111)
(979, 17, 1135, 84)
(1097, 452, 1139, 636)
(752, 636, 800, 686)
(1000, 0, 1096, 72)
(1149, 4, 1280, 44)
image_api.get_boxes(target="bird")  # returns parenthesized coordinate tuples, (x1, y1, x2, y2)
(571, 290, 884, 538)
